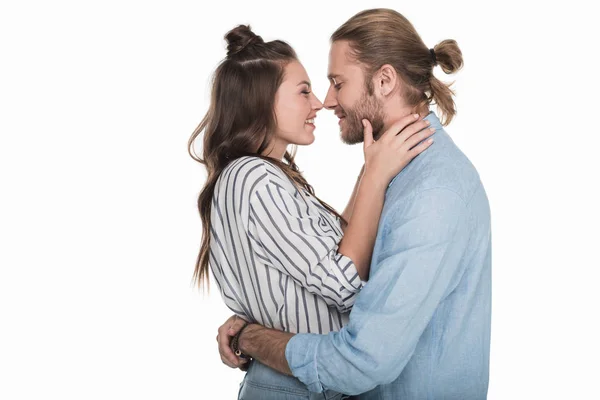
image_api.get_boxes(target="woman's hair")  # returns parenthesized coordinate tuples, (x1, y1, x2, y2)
(188, 25, 343, 289)
(331, 8, 464, 125)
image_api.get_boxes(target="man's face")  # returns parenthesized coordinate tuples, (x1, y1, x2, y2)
(324, 40, 385, 144)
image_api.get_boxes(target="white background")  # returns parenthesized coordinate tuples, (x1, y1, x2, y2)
(1, 0, 598, 399)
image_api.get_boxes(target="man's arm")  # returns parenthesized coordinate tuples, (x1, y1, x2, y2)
(217, 188, 473, 393)
(216, 315, 294, 375)
(285, 188, 472, 394)
(239, 324, 294, 375)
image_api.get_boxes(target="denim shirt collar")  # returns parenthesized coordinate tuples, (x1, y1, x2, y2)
(388, 111, 441, 188)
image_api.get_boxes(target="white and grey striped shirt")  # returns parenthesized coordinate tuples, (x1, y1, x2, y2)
(209, 156, 362, 334)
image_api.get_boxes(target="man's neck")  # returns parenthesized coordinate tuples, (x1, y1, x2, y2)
(382, 104, 430, 132)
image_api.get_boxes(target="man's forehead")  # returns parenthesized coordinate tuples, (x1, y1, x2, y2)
(328, 41, 349, 66)
(327, 40, 356, 78)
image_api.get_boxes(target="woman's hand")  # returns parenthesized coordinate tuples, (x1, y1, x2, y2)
(363, 113, 435, 186)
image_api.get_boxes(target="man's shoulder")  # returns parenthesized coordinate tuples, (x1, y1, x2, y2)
(388, 130, 483, 206)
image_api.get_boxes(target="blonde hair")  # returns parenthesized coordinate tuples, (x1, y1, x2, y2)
(331, 8, 464, 125)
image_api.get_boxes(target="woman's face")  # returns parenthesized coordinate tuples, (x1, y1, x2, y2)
(270, 61, 323, 154)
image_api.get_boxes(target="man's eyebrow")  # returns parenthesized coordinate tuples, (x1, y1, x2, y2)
(297, 80, 311, 87)
(327, 74, 341, 81)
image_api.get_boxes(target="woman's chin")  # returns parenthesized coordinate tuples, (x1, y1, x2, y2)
(293, 132, 315, 146)
(302, 134, 316, 145)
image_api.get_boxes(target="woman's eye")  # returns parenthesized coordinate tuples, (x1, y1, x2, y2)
(302, 90, 311, 95)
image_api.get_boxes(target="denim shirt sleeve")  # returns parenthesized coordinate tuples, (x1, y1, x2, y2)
(285, 188, 470, 394)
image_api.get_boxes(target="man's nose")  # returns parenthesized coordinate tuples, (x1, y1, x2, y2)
(323, 86, 337, 110)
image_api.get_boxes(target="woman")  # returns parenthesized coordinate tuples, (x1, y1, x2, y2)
(189, 25, 434, 399)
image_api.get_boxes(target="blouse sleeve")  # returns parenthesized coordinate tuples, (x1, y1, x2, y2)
(247, 180, 361, 311)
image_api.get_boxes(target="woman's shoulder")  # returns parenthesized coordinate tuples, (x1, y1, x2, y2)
(222, 155, 266, 174)
(216, 156, 291, 197)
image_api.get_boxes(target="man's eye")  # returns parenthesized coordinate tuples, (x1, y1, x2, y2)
(334, 83, 342, 90)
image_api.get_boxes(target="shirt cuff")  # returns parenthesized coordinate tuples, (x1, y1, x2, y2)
(285, 333, 325, 393)
(330, 250, 363, 292)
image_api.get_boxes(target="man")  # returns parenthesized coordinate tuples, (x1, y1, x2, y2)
(217, 8, 491, 399)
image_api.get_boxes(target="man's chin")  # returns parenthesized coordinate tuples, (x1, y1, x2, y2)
(340, 129, 364, 145)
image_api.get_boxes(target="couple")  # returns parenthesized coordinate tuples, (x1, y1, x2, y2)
(189, 8, 491, 400)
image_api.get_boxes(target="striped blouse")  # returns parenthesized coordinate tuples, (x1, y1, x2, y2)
(208, 156, 362, 334)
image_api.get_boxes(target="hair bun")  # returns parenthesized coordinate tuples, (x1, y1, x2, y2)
(225, 25, 263, 57)
(432, 39, 463, 74)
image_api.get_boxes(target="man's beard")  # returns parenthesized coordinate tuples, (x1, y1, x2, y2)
(340, 92, 386, 145)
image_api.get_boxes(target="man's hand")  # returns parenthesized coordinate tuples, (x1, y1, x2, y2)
(216, 315, 250, 370)
(217, 315, 294, 375)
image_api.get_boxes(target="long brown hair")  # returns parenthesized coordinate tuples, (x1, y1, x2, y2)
(188, 25, 343, 289)
(331, 8, 464, 125)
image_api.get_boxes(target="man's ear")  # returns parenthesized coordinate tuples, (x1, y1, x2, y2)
(373, 64, 398, 97)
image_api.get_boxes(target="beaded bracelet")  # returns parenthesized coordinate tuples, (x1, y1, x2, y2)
(230, 321, 251, 359)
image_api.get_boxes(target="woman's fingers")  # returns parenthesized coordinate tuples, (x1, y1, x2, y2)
(379, 113, 420, 143)
(409, 136, 435, 157)
(363, 119, 374, 150)
(401, 126, 436, 150)
(394, 119, 431, 143)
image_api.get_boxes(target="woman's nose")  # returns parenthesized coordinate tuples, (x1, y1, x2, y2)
(312, 93, 323, 110)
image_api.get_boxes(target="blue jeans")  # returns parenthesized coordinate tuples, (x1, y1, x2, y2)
(238, 360, 350, 400)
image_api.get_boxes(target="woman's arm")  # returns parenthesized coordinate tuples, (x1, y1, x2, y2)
(337, 115, 434, 281)
(338, 173, 388, 281)
(248, 168, 363, 312)
(340, 165, 365, 231)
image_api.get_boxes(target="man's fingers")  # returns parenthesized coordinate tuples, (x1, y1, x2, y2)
(217, 315, 236, 336)
(227, 315, 248, 336)
(216, 314, 249, 370)
(219, 334, 241, 367)
(220, 354, 239, 369)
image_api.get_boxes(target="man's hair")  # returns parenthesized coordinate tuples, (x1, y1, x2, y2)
(331, 8, 463, 125)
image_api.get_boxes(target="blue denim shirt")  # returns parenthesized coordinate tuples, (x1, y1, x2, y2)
(285, 112, 492, 399)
